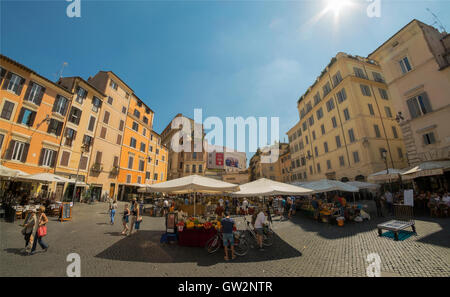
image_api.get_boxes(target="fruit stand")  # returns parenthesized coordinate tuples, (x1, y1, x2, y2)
(176, 218, 221, 247)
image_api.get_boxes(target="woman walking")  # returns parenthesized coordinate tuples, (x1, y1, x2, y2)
(110, 199, 118, 225)
(121, 203, 130, 235)
(31, 206, 49, 255)
(128, 198, 140, 236)
(22, 209, 37, 255)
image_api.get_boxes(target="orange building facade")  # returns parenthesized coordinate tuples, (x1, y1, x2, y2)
(1, 55, 168, 202)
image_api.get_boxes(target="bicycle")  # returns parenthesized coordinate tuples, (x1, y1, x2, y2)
(243, 216, 274, 247)
(205, 229, 249, 256)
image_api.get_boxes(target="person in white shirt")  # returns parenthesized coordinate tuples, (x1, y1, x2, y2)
(163, 199, 169, 216)
(218, 198, 224, 207)
(242, 199, 249, 215)
(253, 208, 267, 251)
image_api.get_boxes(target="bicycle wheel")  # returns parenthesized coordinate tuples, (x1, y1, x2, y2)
(263, 229, 274, 247)
(205, 235, 221, 254)
(234, 238, 249, 256)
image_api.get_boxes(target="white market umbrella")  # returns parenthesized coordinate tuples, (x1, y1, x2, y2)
(138, 175, 240, 216)
(367, 168, 405, 183)
(18, 172, 72, 183)
(0, 165, 29, 178)
(346, 181, 380, 191)
(401, 160, 450, 180)
(293, 179, 359, 194)
(231, 178, 313, 197)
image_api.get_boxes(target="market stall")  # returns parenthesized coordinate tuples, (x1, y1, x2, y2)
(291, 180, 371, 226)
(138, 175, 240, 247)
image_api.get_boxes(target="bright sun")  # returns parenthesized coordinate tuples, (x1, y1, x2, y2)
(324, 0, 354, 17)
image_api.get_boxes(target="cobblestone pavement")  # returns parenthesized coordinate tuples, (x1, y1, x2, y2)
(1, 202, 449, 277)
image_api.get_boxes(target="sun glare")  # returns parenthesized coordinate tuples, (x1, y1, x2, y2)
(324, 0, 354, 17)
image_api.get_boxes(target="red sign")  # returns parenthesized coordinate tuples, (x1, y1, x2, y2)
(216, 153, 224, 166)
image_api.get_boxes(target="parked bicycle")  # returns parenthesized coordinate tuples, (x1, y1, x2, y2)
(243, 216, 274, 247)
(205, 230, 249, 256)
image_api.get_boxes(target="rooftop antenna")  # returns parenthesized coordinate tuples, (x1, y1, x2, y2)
(426, 8, 446, 32)
(58, 62, 68, 79)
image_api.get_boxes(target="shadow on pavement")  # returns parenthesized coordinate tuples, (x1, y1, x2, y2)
(413, 216, 450, 249)
(95, 230, 302, 266)
(3, 248, 26, 256)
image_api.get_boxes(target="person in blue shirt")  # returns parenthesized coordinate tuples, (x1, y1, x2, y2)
(221, 212, 236, 261)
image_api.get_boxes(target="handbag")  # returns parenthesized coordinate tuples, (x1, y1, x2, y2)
(37, 225, 47, 237)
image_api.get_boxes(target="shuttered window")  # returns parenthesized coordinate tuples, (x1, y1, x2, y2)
(88, 116, 96, 132)
(24, 81, 45, 105)
(68, 107, 82, 125)
(103, 110, 110, 124)
(47, 119, 63, 136)
(79, 156, 88, 170)
(75, 86, 87, 104)
(116, 134, 122, 145)
(1, 101, 15, 120)
(59, 151, 71, 167)
(3, 72, 25, 95)
(52, 95, 69, 116)
(95, 151, 102, 164)
(17, 108, 36, 127)
(407, 93, 432, 119)
(100, 127, 107, 139)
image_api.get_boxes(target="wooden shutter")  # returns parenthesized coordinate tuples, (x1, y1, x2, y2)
(16, 108, 25, 124)
(50, 150, 57, 167)
(28, 111, 36, 127)
(16, 78, 26, 95)
(88, 116, 96, 131)
(420, 92, 432, 113)
(116, 134, 122, 145)
(61, 98, 68, 116)
(407, 98, 420, 119)
(60, 151, 70, 167)
(2, 72, 11, 90)
(56, 121, 63, 136)
(119, 120, 124, 131)
(95, 151, 102, 164)
(113, 156, 119, 167)
(38, 148, 45, 166)
(79, 156, 88, 170)
(0, 68, 6, 85)
(100, 127, 107, 139)
(52, 95, 59, 112)
(36, 86, 45, 106)
(103, 111, 110, 124)
(4, 140, 15, 160)
(24, 81, 33, 101)
(20, 143, 29, 163)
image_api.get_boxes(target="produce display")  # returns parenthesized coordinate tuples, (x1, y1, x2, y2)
(177, 217, 222, 231)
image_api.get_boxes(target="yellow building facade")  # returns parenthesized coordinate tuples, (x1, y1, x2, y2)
(287, 52, 408, 182)
(369, 19, 450, 166)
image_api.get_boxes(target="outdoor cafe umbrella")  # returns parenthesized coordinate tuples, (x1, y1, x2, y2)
(401, 160, 450, 180)
(17, 172, 72, 183)
(0, 165, 29, 178)
(345, 181, 380, 191)
(138, 175, 240, 216)
(367, 168, 406, 183)
(292, 179, 359, 194)
(231, 178, 313, 197)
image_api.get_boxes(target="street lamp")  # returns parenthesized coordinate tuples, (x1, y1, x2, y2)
(381, 148, 392, 192)
(72, 143, 90, 203)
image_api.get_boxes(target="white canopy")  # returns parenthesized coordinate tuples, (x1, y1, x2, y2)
(231, 178, 313, 197)
(137, 175, 240, 194)
(367, 168, 405, 182)
(346, 181, 380, 191)
(401, 160, 450, 180)
(18, 172, 72, 183)
(293, 179, 359, 193)
(0, 165, 29, 178)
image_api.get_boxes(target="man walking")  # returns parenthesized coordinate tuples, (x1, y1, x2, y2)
(221, 212, 236, 261)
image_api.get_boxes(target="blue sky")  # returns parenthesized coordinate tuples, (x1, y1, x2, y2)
(1, 0, 449, 161)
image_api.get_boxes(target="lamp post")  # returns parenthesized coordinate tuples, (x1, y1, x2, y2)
(381, 148, 392, 192)
(72, 143, 89, 204)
